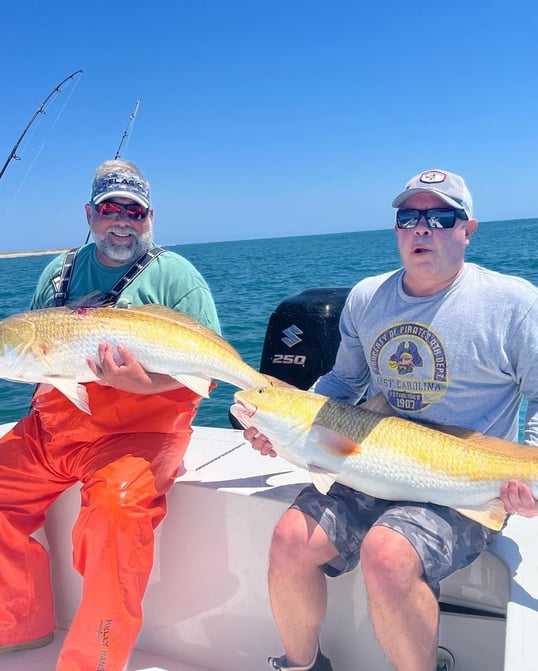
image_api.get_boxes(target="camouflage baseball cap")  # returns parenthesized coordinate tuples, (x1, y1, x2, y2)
(91, 159, 150, 208)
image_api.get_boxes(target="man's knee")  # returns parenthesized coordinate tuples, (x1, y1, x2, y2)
(270, 509, 336, 567)
(361, 526, 422, 587)
(83, 455, 159, 512)
(271, 510, 308, 556)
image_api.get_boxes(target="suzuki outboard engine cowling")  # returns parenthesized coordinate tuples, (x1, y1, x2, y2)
(259, 287, 351, 390)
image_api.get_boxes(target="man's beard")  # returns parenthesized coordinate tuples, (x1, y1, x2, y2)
(92, 224, 153, 263)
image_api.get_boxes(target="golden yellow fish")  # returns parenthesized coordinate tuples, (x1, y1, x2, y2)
(0, 304, 273, 413)
(230, 386, 538, 530)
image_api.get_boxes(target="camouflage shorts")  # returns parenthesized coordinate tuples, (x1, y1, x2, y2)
(291, 483, 501, 595)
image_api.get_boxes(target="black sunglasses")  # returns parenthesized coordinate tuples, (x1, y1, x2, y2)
(396, 208, 468, 229)
(93, 201, 149, 222)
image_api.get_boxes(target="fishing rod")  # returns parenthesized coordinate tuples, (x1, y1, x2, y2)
(114, 99, 141, 160)
(83, 99, 142, 244)
(0, 69, 83, 181)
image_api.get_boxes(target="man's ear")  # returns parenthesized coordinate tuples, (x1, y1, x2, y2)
(465, 218, 478, 241)
(84, 202, 92, 226)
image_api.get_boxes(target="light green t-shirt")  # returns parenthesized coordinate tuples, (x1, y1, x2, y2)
(30, 243, 221, 335)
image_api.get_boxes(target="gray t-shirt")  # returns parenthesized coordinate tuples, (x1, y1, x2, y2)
(313, 263, 538, 445)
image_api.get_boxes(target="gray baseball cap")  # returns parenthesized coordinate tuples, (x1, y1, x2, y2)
(91, 160, 150, 208)
(392, 169, 473, 218)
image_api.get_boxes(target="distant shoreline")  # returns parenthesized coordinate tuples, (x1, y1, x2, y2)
(0, 249, 69, 259)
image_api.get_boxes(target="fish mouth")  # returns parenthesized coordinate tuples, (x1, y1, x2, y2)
(229, 397, 256, 427)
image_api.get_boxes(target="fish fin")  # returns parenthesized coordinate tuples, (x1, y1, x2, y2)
(31, 345, 47, 365)
(310, 470, 338, 495)
(424, 422, 538, 459)
(415, 418, 481, 440)
(360, 397, 517, 454)
(360, 393, 395, 416)
(310, 425, 361, 457)
(32, 342, 56, 371)
(131, 305, 243, 358)
(48, 379, 91, 414)
(454, 499, 508, 531)
(172, 374, 212, 398)
(66, 290, 108, 308)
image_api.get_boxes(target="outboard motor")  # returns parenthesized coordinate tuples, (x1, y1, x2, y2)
(260, 287, 351, 389)
(228, 287, 351, 428)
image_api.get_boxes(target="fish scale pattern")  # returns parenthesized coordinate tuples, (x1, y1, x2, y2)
(0, 305, 271, 394)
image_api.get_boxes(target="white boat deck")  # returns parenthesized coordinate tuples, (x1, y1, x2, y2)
(0, 424, 536, 670)
(0, 630, 209, 671)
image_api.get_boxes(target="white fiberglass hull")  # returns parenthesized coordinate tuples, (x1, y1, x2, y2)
(0, 423, 535, 671)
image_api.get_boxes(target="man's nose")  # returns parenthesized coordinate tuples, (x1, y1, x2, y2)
(413, 216, 432, 234)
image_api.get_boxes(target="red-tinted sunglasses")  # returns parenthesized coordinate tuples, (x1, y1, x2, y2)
(93, 201, 149, 222)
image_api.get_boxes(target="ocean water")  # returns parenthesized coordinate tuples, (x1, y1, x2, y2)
(0, 218, 536, 429)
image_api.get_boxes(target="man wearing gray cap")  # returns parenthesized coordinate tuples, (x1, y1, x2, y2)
(0, 159, 221, 670)
(245, 169, 538, 671)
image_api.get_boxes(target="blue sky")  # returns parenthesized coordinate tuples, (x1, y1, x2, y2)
(0, 0, 537, 252)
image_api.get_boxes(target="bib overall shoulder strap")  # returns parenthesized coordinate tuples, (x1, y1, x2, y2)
(52, 245, 166, 307)
(53, 247, 79, 307)
(100, 245, 166, 305)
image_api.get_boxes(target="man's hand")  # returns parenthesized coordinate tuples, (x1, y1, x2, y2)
(87, 343, 181, 394)
(500, 479, 538, 517)
(243, 427, 278, 457)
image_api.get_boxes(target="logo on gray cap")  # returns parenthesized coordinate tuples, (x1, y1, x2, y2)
(91, 170, 150, 208)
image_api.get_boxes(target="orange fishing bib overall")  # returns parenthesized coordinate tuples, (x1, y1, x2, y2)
(0, 382, 202, 670)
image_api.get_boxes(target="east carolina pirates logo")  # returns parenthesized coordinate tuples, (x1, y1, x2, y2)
(388, 340, 423, 375)
(370, 322, 448, 413)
